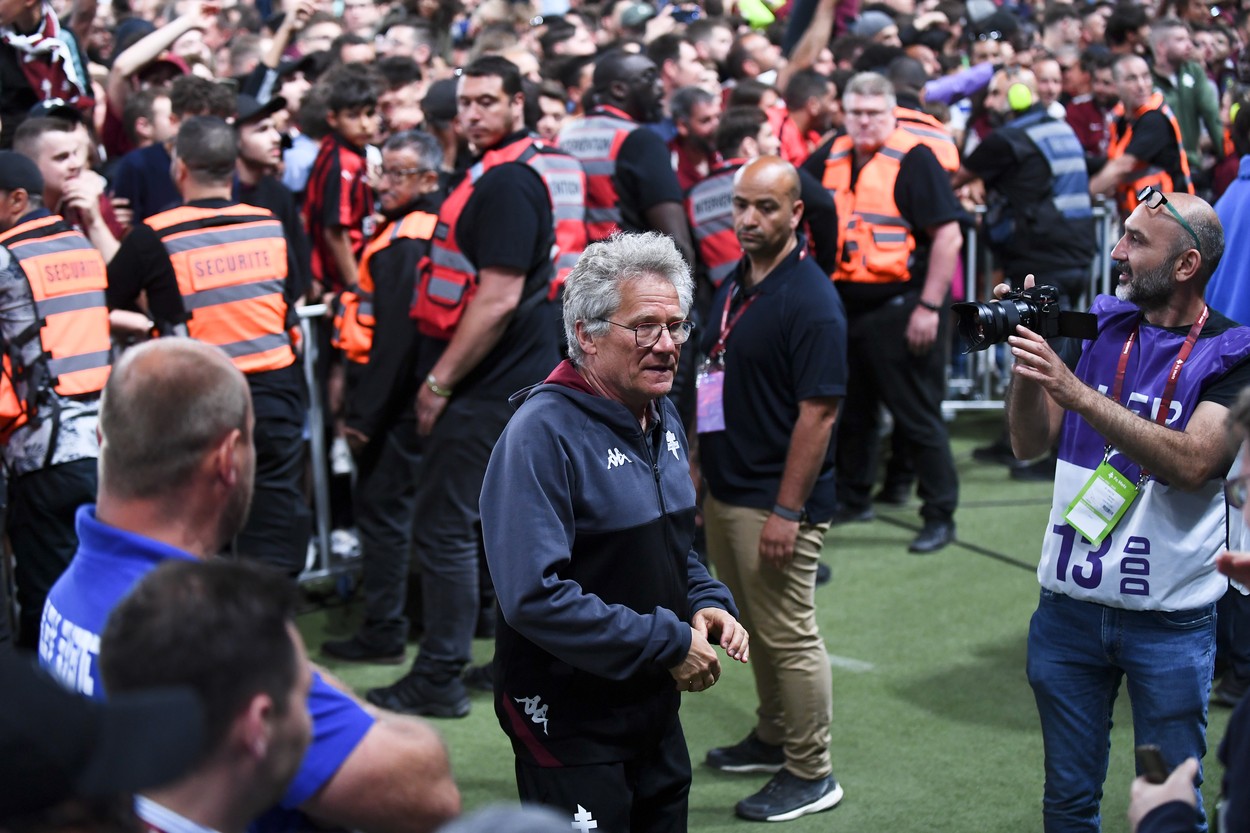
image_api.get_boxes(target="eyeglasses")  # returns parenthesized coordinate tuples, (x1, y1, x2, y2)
(1137, 186, 1202, 254)
(1226, 472, 1250, 508)
(975, 30, 1005, 41)
(379, 166, 430, 180)
(596, 318, 695, 347)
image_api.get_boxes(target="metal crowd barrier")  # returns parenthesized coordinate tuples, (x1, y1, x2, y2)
(943, 201, 1118, 411)
(296, 303, 339, 583)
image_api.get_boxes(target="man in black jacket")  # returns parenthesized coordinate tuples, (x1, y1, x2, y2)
(322, 130, 443, 663)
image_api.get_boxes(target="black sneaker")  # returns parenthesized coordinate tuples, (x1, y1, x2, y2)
(321, 634, 405, 665)
(706, 732, 785, 773)
(366, 671, 471, 718)
(735, 770, 844, 822)
(815, 562, 832, 587)
(463, 661, 494, 693)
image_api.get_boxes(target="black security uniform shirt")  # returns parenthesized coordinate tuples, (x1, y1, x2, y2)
(698, 242, 848, 522)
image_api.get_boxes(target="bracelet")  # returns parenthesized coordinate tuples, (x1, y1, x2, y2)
(772, 503, 804, 523)
(425, 373, 453, 398)
(918, 299, 943, 313)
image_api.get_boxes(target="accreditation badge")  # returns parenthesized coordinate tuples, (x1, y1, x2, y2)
(696, 364, 726, 433)
(1062, 460, 1139, 547)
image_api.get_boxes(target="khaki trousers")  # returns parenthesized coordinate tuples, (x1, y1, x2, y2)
(703, 494, 833, 779)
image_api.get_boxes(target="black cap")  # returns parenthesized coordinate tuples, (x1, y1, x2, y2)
(277, 50, 331, 82)
(0, 151, 44, 196)
(422, 78, 459, 123)
(0, 652, 205, 819)
(235, 94, 287, 126)
(28, 98, 82, 124)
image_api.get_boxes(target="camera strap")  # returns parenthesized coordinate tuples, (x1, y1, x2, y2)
(1063, 306, 1209, 546)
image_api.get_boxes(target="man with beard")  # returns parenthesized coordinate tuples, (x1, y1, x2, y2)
(669, 86, 721, 191)
(953, 69, 1095, 308)
(558, 50, 695, 265)
(1003, 190, 1250, 832)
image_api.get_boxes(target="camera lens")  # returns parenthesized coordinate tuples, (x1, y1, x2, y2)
(952, 298, 1024, 352)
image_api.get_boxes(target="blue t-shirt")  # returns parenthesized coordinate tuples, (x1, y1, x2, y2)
(110, 143, 180, 222)
(40, 505, 374, 815)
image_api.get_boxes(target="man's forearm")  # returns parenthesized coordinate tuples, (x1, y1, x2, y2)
(1062, 386, 1231, 490)
(920, 222, 960, 306)
(1006, 376, 1061, 460)
(324, 228, 358, 291)
(775, 398, 840, 511)
(1089, 155, 1135, 196)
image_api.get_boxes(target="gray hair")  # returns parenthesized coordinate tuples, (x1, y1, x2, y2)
(562, 232, 693, 365)
(844, 71, 896, 107)
(671, 85, 716, 125)
(382, 129, 443, 172)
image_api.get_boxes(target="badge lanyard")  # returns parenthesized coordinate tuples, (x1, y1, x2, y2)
(1106, 305, 1208, 483)
(697, 282, 759, 434)
(1063, 306, 1208, 546)
(706, 283, 759, 366)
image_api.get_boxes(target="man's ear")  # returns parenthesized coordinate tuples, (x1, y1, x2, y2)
(1174, 248, 1204, 284)
(214, 428, 244, 487)
(575, 320, 598, 357)
(236, 692, 275, 761)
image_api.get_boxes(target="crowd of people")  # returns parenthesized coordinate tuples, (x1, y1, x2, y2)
(2, 0, 1250, 828)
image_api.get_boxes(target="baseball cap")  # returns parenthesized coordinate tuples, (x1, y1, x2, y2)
(0, 652, 205, 819)
(422, 78, 459, 124)
(852, 10, 896, 38)
(235, 94, 288, 126)
(619, 1, 656, 30)
(0, 151, 44, 196)
(277, 50, 331, 82)
(137, 53, 190, 82)
(27, 98, 83, 123)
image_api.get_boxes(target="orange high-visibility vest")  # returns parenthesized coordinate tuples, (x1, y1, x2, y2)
(1107, 91, 1194, 213)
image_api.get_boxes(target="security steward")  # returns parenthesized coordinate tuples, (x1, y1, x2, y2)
(0, 151, 110, 650)
(105, 116, 310, 577)
(688, 107, 839, 308)
(1089, 53, 1193, 215)
(953, 68, 1096, 305)
(811, 71, 963, 555)
(366, 56, 587, 717)
(322, 129, 444, 664)
(558, 49, 695, 265)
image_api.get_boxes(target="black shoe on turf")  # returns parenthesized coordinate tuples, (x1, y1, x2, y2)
(830, 504, 875, 525)
(366, 672, 470, 718)
(735, 770, 844, 822)
(815, 562, 832, 587)
(873, 482, 912, 506)
(462, 661, 494, 693)
(1213, 676, 1248, 708)
(321, 634, 405, 665)
(706, 732, 785, 774)
(909, 521, 955, 554)
(972, 439, 1018, 466)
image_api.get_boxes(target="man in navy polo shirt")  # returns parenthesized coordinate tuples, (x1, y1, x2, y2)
(697, 156, 848, 823)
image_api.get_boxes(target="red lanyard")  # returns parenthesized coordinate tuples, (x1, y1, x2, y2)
(708, 283, 758, 363)
(1108, 305, 1208, 479)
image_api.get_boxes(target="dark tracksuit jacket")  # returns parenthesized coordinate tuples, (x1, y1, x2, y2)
(480, 360, 737, 767)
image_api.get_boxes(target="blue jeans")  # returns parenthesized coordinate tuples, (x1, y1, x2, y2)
(1026, 589, 1215, 833)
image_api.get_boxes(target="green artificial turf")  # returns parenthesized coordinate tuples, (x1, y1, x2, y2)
(301, 410, 1233, 832)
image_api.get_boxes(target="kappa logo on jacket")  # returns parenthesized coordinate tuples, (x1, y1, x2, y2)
(514, 694, 549, 734)
(665, 430, 681, 460)
(606, 447, 632, 469)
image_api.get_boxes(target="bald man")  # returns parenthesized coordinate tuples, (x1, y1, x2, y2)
(39, 339, 460, 833)
(697, 157, 849, 822)
(1004, 192, 1250, 833)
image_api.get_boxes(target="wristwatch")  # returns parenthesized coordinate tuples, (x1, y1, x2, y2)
(772, 503, 805, 523)
(425, 373, 453, 398)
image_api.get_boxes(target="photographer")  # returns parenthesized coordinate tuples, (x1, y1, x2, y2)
(1002, 190, 1250, 832)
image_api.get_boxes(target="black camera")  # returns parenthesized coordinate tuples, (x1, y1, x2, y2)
(951, 285, 1098, 353)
